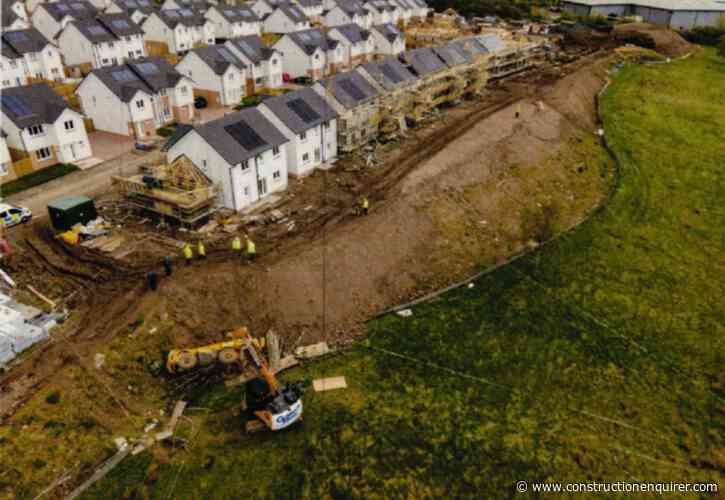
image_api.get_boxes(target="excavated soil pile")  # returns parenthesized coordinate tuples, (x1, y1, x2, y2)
(613, 23, 693, 58)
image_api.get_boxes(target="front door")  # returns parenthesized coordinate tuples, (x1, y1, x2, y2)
(257, 178, 267, 196)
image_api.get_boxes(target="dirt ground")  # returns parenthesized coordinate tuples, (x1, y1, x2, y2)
(0, 52, 615, 431)
(613, 22, 694, 58)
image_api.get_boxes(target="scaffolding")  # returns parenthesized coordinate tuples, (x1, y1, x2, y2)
(112, 156, 218, 227)
(337, 100, 382, 152)
(487, 42, 536, 79)
(404, 10, 470, 48)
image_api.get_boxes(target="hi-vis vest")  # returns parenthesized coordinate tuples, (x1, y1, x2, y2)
(246, 240, 256, 254)
(197, 241, 206, 256)
(183, 244, 193, 259)
(232, 237, 241, 251)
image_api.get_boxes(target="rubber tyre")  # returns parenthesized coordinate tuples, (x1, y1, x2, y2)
(176, 351, 197, 370)
(218, 348, 239, 364)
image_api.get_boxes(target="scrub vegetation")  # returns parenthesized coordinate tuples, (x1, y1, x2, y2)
(75, 48, 725, 500)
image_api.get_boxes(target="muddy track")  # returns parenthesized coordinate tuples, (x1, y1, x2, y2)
(0, 52, 609, 422)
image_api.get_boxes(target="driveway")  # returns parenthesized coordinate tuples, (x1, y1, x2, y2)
(196, 105, 235, 124)
(6, 148, 163, 217)
(87, 131, 136, 161)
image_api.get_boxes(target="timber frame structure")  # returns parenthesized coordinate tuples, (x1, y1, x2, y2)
(112, 156, 218, 227)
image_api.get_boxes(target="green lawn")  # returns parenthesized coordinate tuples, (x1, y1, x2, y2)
(81, 50, 725, 499)
(1, 163, 79, 197)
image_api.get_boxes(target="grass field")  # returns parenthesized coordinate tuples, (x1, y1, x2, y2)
(56, 49, 725, 498)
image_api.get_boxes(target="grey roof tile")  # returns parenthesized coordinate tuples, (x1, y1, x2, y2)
(228, 34, 275, 63)
(1, 28, 51, 55)
(1, 83, 71, 129)
(319, 70, 378, 109)
(195, 108, 288, 165)
(262, 87, 337, 134)
(333, 23, 369, 44)
(399, 47, 446, 76)
(359, 57, 416, 90)
(87, 57, 184, 102)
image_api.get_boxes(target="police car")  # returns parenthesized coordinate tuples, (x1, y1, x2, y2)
(0, 203, 32, 228)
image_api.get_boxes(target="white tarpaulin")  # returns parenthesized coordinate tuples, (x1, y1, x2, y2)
(0, 293, 58, 365)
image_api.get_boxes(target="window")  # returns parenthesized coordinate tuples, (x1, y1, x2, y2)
(255, 154, 262, 164)
(202, 159, 207, 168)
(9, 60, 17, 68)
(243, 186, 250, 196)
(51, 67, 59, 74)
(228, 72, 234, 80)
(47, 50, 52, 56)
(29, 52, 37, 61)
(159, 88, 167, 96)
(273, 170, 281, 179)
(136, 99, 144, 109)
(102, 58, 109, 64)
(299, 131, 306, 141)
(64, 120, 74, 131)
(2, 80, 8, 87)
(108, 42, 114, 48)
(241, 160, 250, 170)
(0, 163, 7, 176)
(314, 53, 320, 60)
(272, 146, 280, 156)
(302, 153, 309, 162)
(36, 147, 51, 160)
(125, 36, 131, 42)
(136, 49, 142, 56)
(180, 86, 188, 95)
(322, 120, 330, 130)
(27, 124, 44, 136)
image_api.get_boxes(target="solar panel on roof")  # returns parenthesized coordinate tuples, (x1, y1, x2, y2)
(1, 95, 34, 118)
(337, 78, 364, 101)
(180, 8, 193, 16)
(56, 4, 70, 11)
(138, 0, 150, 5)
(111, 68, 136, 81)
(111, 19, 130, 29)
(71, 3, 86, 10)
(380, 63, 403, 84)
(224, 9, 236, 15)
(87, 25, 107, 35)
(136, 61, 159, 74)
(216, 47, 236, 63)
(166, 10, 179, 17)
(236, 40, 255, 57)
(4, 32, 28, 42)
(287, 98, 320, 124)
(309, 30, 320, 39)
(299, 32, 311, 42)
(240, 10, 251, 17)
(224, 121, 267, 151)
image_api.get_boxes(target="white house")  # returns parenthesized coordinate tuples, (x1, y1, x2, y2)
(1, 1, 31, 32)
(0, 28, 65, 88)
(226, 34, 283, 92)
(105, 0, 159, 25)
(323, 0, 371, 29)
(31, 0, 98, 41)
(292, 0, 322, 23)
(160, 0, 213, 12)
(0, 83, 92, 172)
(327, 23, 373, 69)
(312, 69, 379, 152)
(204, 5, 260, 40)
(409, 0, 430, 19)
(0, 131, 13, 179)
(257, 87, 337, 176)
(76, 57, 195, 138)
(141, 8, 215, 54)
(250, 0, 291, 18)
(176, 45, 247, 106)
(273, 28, 346, 80)
(364, 0, 400, 26)
(262, 4, 310, 34)
(58, 14, 146, 71)
(165, 108, 290, 211)
(370, 22, 404, 56)
(390, 0, 415, 25)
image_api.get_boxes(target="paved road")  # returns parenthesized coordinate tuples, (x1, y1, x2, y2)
(4, 149, 163, 217)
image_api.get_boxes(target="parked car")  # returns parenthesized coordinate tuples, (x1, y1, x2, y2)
(292, 76, 313, 86)
(194, 96, 208, 109)
(0, 203, 32, 228)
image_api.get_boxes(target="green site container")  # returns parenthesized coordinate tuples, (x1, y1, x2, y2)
(47, 196, 98, 232)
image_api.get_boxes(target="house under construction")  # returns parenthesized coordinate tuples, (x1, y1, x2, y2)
(399, 47, 465, 120)
(112, 155, 217, 227)
(405, 9, 471, 48)
(477, 34, 536, 79)
(355, 58, 419, 140)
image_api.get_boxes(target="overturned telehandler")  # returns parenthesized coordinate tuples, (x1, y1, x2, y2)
(166, 327, 303, 432)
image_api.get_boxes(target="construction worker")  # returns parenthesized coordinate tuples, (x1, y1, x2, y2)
(515, 103, 522, 119)
(361, 197, 369, 216)
(197, 240, 206, 259)
(246, 237, 256, 262)
(183, 243, 193, 266)
(163, 256, 173, 276)
(232, 235, 242, 256)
